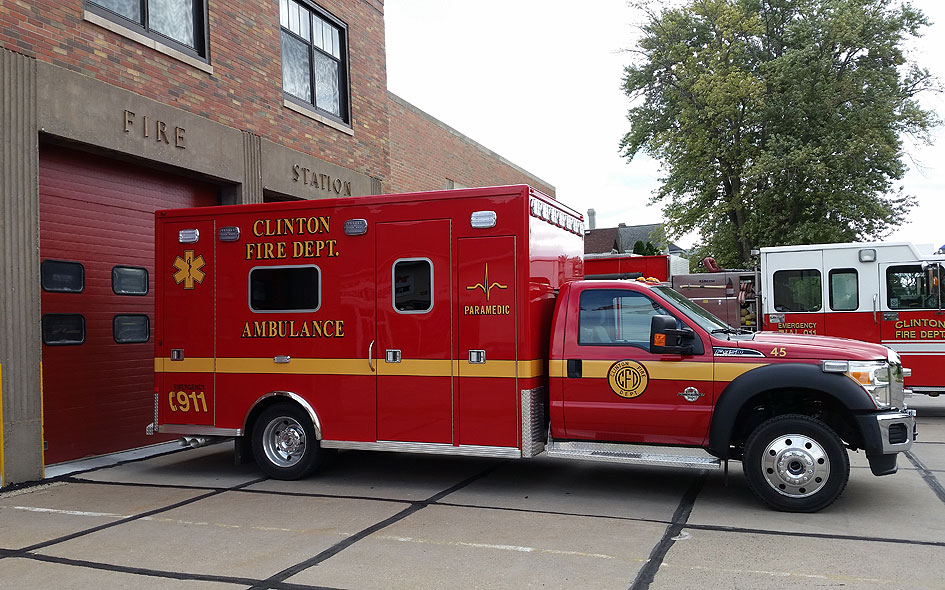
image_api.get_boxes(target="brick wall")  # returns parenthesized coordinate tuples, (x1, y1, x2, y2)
(387, 93, 554, 197)
(0, 0, 390, 181)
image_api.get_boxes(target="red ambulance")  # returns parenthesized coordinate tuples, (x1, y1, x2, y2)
(152, 185, 915, 512)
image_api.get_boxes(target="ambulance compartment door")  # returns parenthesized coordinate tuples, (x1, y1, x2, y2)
(457, 236, 518, 448)
(157, 220, 215, 427)
(376, 220, 453, 443)
(763, 249, 825, 335)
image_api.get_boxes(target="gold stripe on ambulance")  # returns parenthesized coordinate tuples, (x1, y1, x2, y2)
(156, 358, 546, 378)
(549, 359, 768, 381)
(154, 357, 214, 373)
(217, 358, 375, 376)
(458, 359, 545, 379)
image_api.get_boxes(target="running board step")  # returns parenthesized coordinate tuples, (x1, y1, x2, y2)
(544, 439, 721, 470)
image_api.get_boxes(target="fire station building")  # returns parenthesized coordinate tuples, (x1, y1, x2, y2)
(0, 0, 552, 486)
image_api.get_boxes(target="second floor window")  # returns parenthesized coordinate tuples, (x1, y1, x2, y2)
(87, 0, 206, 57)
(280, 0, 349, 124)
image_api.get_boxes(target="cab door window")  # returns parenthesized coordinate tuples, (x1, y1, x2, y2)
(578, 289, 673, 349)
(887, 264, 943, 309)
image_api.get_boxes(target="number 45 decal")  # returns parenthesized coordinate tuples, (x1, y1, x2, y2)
(770, 347, 787, 357)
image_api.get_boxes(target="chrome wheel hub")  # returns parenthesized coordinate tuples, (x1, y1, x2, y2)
(761, 434, 829, 498)
(262, 416, 306, 468)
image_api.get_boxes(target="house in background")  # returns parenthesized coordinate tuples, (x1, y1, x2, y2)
(584, 220, 687, 257)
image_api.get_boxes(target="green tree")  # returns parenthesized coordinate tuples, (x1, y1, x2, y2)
(621, 0, 937, 267)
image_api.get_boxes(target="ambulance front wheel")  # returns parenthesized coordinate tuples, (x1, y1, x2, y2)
(252, 403, 322, 480)
(742, 414, 850, 513)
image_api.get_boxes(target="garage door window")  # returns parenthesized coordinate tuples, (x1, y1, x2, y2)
(113, 266, 149, 295)
(42, 314, 86, 346)
(114, 315, 150, 343)
(41, 260, 84, 293)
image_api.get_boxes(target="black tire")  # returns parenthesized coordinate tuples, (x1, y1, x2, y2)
(742, 414, 849, 513)
(251, 403, 321, 480)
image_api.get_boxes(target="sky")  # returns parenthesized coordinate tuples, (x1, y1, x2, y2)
(384, 0, 945, 251)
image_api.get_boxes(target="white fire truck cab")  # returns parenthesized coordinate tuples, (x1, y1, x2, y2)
(761, 241, 945, 396)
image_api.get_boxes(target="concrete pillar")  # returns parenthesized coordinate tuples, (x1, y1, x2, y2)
(0, 48, 44, 486)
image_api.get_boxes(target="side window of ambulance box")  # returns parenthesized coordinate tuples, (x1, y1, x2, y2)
(250, 265, 320, 312)
(887, 264, 940, 309)
(828, 268, 858, 311)
(393, 258, 433, 313)
(773, 269, 822, 312)
(578, 289, 675, 349)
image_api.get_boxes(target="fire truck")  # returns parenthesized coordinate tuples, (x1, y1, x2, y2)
(584, 253, 690, 282)
(761, 242, 944, 396)
(151, 185, 915, 512)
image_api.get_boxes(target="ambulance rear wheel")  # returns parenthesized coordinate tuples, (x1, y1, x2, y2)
(252, 404, 321, 480)
(742, 414, 849, 513)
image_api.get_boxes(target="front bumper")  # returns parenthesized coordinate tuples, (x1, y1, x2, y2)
(855, 410, 917, 476)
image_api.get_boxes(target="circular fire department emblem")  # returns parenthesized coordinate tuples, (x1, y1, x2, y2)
(608, 360, 649, 399)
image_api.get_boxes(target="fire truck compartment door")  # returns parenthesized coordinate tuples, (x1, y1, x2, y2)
(457, 235, 518, 447)
(158, 220, 215, 427)
(375, 220, 453, 443)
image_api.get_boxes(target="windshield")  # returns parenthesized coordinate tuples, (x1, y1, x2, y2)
(653, 285, 733, 333)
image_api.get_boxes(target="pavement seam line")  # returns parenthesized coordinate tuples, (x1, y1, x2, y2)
(248, 460, 506, 590)
(905, 450, 945, 506)
(628, 472, 706, 590)
(9, 476, 268, 555)
(44, 475, 945, 549)
(0, 549, 345, 590)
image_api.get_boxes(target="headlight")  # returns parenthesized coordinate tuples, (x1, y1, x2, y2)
(846, 361, 891, 409)
(822, 360, 891, 409)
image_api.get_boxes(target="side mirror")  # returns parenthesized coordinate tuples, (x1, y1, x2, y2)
(650, 315, 694, 355)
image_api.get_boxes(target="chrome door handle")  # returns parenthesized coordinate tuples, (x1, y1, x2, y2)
(873, 293, 878, 323)
(368, 340, 375, 372)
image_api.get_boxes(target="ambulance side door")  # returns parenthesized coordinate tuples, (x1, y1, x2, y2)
(375, 220, 453, 443)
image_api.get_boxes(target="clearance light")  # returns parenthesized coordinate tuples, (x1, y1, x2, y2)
(470, 210, 497, 229)
(178, 229, 199, 243)
(528, 197, 584, 235)
(218, 226, 241, 242)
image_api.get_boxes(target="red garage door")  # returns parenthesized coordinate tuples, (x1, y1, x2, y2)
(39, 145, 218, 465)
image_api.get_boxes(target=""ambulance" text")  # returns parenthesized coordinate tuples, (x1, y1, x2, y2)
(241, 320, 344, 338)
